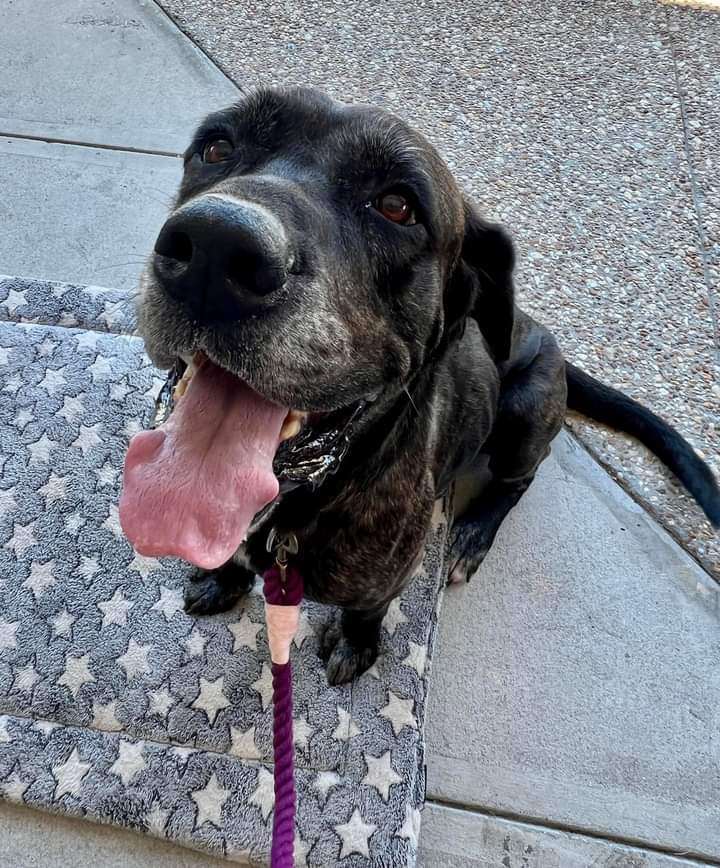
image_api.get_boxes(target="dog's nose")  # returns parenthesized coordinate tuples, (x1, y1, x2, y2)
(153, 196, 290, 322)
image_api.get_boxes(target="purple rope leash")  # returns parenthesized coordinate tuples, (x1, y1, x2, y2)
(263, 562, 304, 868)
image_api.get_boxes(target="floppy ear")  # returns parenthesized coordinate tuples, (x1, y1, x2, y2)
(454, 201, 516, 362)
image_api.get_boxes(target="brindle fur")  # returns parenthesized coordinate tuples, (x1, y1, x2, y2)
(138, 87, 720, 685)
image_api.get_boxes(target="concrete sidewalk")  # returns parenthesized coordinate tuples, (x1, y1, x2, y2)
(0, 0, 718, 865)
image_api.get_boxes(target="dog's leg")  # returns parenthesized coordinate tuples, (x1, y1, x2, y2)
(184, 561, 255, 615)
(448, 475, 538, 583)
(449, 333, 566, 583)
(322, 604, 389, 685)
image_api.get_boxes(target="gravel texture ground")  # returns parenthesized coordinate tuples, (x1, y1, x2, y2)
(157, 0, 719, 576)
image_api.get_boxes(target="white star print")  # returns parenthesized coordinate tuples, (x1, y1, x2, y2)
(379, 691, 416, 736)
(292, 614, 316, 648)
(88, 355, 114, 381)
(314, 771, 340, 802)
(170, 745, 196, 768)
(229, 614, 262, 652)
(230, 725, 260, 760)
(98, 589, 133, 627)
(72, 422, 103, 455)
(144, 376, 164, 400)
(1, 772, 29, 802)
(397, 804, 421, 845)
(34, 720, 59, 736)
(403, 642, 427, 675)
(97, 300, 124, 329)
(58, 394, 85, 422)
(3, 374, 21, 394)
(251, 663, 273, 711)
(13, 663, 40, 693)
(37, 365, 67, 394)
(332, 706, 360, 742)
(117, 639, 151, 680)
(14, 408, 33, 429)
(0, 487, 16, 513)
(109, 740, 146, 785)
(39, 472, 67, 506)
(335, 808, 377, 859)
(127, 553, 159, 580)
(92, 698, 122, 731)
(148, 686, 174, 717)
(183, 628, 207, 657)
(50, 608, 75, 638)
(78, 555, 99, 582)
(0, 716, 10, 742)
(35, 337, 56, 357)
(0, 346, 10, 365)
(83, 283, 114, 299)
(6, 521, 37, 556)
(3, 287, 27, 312)
(123, 418, 144, 439)
(65, 512, 85, 534)
(294, 835, 311, 867)
(58, 653, 95, 697)
(383, 598, 408, 635)
(0, 619, 19, 650)
(294, 715, 313, 751)
(102, 504, 122, 538)
(27, 433, 55, 465)
(145, 800, 170, 836)
(23, 560, 56, 597)
(110, 381, 132, 401)
(192, 773, 230, 829)
(52, 748, 91, 799)
(192, 675, 230, 724)
(94, 461, 118, 487)
(151, 586, 184, 621)
(74, 331, 101, 351)
(362, 751, 401, 801)
(365, 661, 381, 680)
(249, 767, 274, 822)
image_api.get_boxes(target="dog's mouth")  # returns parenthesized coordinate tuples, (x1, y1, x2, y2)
(119, 351, 367, 569)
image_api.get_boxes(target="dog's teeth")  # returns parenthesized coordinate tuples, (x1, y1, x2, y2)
(279, 410, 306, 442)
(173, 355, 202, 402)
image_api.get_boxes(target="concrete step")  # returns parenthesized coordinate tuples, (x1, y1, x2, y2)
(419, 802, 710, 868)
(0, 136, 180, 291)
(425, 432, 720, 862)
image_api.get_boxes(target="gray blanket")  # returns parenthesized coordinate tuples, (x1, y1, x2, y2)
(0, 275, 449, 866)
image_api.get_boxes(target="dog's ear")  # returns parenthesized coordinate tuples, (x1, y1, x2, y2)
(449, 200, 516, 362)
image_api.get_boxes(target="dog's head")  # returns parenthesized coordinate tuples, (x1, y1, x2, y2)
(140, 85, 514, 407)
(123, 87, 514, 568)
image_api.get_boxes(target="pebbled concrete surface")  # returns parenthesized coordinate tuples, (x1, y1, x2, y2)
(157, 0, 720, 576)
(425, 432, 720, 861)
(0, 137, 181, 291)
(0, 0, 238, 153)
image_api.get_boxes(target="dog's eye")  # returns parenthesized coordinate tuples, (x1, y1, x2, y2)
(202, 139, 234, 164)
(375, 191, 417, 226)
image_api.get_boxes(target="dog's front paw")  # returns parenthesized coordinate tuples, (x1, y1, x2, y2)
(326, 638, 378, 685)
(447, 519, 491, 585)
(184, 568, 253, 615)
(322, 622, 378, 685)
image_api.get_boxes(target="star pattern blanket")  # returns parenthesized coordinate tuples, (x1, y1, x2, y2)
(0, 275, 449, 866)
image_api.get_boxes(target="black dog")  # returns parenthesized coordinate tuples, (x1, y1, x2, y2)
(124, 86, 720, 685)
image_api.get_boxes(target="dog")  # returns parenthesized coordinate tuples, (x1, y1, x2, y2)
(120, 86, 720, 685)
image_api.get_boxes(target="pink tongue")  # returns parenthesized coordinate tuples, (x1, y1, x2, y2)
(119, 360, 287, 569)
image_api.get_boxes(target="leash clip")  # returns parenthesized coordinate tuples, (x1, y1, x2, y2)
(266, 529, 299, 591)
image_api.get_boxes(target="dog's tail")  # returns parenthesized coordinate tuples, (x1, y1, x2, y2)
(566, 362, 720, 527)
